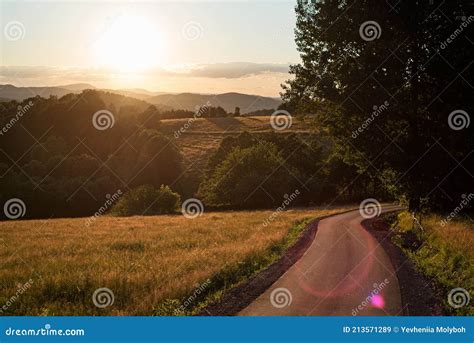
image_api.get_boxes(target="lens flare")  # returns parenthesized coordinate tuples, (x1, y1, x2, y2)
(370, 294, 385, 308)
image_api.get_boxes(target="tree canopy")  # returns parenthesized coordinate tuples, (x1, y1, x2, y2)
(282, 0, 473, 211)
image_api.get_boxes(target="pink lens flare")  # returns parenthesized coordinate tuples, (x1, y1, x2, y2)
(370, 294, 385, 308)
(296, 228, 376, 298)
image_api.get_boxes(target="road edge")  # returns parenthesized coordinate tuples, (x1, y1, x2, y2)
(198, 208, 358, 316)
(361, 215, 445, 315)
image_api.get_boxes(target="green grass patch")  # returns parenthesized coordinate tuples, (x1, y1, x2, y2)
(388, 211, 473, 315)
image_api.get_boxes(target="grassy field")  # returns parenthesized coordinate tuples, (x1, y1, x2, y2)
(160, 116, 309, 135)
(0, 207, 346, 316)
(391, 212, 473, 315)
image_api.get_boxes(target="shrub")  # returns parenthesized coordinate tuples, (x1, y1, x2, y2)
(198, 142, 298, 208)
(111, 185, 180, 216)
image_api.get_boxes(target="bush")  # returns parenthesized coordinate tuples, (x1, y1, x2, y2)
(111, 185, 180, 216)
(198, 142, 298, 208)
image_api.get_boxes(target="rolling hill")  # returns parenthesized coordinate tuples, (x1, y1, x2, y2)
(0, 84, 84, 101)
(147, 92, 282, 114)
(0, 84, 282, 113)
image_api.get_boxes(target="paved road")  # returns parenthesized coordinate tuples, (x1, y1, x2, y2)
(239, 205, 404, 316)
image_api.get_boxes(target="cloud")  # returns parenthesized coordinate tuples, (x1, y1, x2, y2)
(0, 63, 291, 96)
(0, 63, 290, 84)
(0, 66, 110, 84)
(182, 62, 290, 79)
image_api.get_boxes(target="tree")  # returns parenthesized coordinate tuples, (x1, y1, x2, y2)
(234, 107, 241, 117)
(198, 142, 298, 208)
(282, 0, 473, 211)
(111, 185, 181, 216)
(0, 92, 183, 219)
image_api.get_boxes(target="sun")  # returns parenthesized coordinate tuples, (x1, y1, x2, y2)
(94, 15, 164, 72)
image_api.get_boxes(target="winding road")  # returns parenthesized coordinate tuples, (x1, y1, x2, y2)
(239, 205, 404, 316)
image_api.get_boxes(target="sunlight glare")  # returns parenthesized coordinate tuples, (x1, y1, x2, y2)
(94, 15, 164, 72)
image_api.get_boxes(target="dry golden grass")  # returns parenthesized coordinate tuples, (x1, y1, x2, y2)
(0, 207, 346, 315)
(424, 215, 474, 260)
(160, 116, 308, 134)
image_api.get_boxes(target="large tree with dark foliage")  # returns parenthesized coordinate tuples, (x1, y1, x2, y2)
(283, 0, 473, 211)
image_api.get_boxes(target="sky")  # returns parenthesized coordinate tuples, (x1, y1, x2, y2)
(0, 0, 300, 96)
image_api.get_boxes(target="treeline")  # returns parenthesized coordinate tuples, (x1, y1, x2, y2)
(281, 0, 473, 212)
(0, 91, 181, 218)
(197, 131, 385, 208)
(0, 89, 381, 219)
(156, 107, 229, 119)
(150, 105, 272, 119)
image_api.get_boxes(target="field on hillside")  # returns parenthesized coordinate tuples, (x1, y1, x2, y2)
(0, 207, 346, 316)
(160, 116, 312, 191)
(161, 116, 309, 134)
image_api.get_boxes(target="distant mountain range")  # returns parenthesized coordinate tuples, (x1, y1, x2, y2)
(147, 92, 282, 114)
(0, 84, 282, 114)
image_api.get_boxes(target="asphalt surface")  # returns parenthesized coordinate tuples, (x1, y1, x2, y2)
(239, 205, 404, 316)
